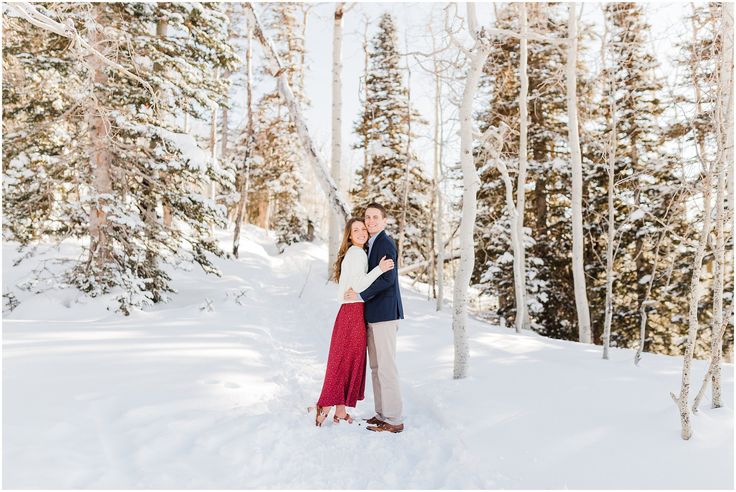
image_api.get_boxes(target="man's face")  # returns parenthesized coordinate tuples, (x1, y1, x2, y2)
(364, 207, 387, 236)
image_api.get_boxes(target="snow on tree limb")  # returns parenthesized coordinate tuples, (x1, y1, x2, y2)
(243, 2, 352, 223)
(7, 2, 157, 108)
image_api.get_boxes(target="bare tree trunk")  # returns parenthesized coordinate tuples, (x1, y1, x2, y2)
(233, 15, 254, 258)
(429, 197, 436, 299)
(603, 94, 616, 359)
(635, 221, 671, 363)
(709, 1, 733, 408)
(86, 4, 113, 272)
(603, 22, 617, 359)
(693, 301, 734, 412)
(451, 3, 490, 380)
(221, 83, 229, 165)
(143, 18, 169, 302)
(670, 162, 714, 440)
(299, 4, 314, 92)
(328, 3, 345, 278)
(244, 3, 351, 222)
(512, 2, 529, 334)
(221, 1, 232, 174)
(725, 3, 735, 364)
(398, 34, 412, 266)
(157, 18, 173, 229)
(567, 3, 592, 344)
(498, 157, 525, 330)
(431, 26, 445, 311)
(362, 18, 370, 177)
(209, 69, 219, 202)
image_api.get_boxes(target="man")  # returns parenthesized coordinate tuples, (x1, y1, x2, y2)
(344, 202, 404, 433)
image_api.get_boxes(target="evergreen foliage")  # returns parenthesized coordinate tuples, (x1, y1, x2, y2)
(352, 12, 432, 267)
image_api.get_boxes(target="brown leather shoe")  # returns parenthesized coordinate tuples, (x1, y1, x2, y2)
(367, 421, 404, 433)
(364, 416, 385, 426)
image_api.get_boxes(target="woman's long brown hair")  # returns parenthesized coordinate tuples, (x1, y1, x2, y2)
(332, 218, 365, 282)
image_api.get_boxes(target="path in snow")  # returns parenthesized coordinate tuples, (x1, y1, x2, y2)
(3, 227, 733, 489)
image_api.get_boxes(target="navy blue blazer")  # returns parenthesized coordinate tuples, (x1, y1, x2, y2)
(359, 230, 404, 323)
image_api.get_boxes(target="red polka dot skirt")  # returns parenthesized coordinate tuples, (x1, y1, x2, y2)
(317, 302, 367, 408)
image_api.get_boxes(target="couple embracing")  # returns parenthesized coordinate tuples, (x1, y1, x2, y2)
(313, 202, 405, 433)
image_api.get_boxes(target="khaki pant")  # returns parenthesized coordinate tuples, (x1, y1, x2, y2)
(366, 320, 403, 424)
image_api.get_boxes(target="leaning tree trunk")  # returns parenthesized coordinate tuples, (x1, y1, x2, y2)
(451, 3, 491, 380)
(328, 3, 345, 278)
(244, 3, 351, 222)
(567, 3, 592, 344)
(233, 15, 254, 258)
(512, 1, 529, 334)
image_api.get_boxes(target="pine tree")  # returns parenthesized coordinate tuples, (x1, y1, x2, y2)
(3, 2, 238, 313)
(474, 3, 586, 338)
(352, 12, 432, 267)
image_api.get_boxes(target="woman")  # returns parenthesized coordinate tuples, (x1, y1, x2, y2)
(312, 218, 394, 427)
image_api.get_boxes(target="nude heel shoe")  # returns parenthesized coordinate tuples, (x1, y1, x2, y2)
(308, 405, 330, 427)
(333, 412, 353, 424)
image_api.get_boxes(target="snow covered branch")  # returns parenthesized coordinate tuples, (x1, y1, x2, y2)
(244, 2, 352, 222)
(7, 2, 157, 107)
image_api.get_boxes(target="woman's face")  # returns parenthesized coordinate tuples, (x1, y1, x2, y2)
(350, 221, 369, 247)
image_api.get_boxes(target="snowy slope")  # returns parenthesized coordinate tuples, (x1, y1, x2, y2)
(3, 226, 733, 489)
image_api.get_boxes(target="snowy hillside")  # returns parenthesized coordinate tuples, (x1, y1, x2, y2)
(3, 226, 733, 489)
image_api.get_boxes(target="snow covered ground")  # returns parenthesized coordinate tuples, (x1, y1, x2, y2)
(3, 226, 734, 489)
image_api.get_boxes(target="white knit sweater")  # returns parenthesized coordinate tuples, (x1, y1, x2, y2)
(337, 245, 383, 304)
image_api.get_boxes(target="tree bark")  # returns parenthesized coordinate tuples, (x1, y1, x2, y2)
(693, 301, 734, 412)
(328, 3, 345, 278)
(709, 1, 733, 407)
(431, 26, 445, 311)
(512, 2, 529, 334)
(209, 69, 219, 202)
(362, 19, 370, 177)
(670, 160, 714, 440)
(398, 35, 412, 266)
(602, 12, 617, 359)
(451, 3, 490, 380)
(86, 4, 113, 272)
(567, 3, 592, 344)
